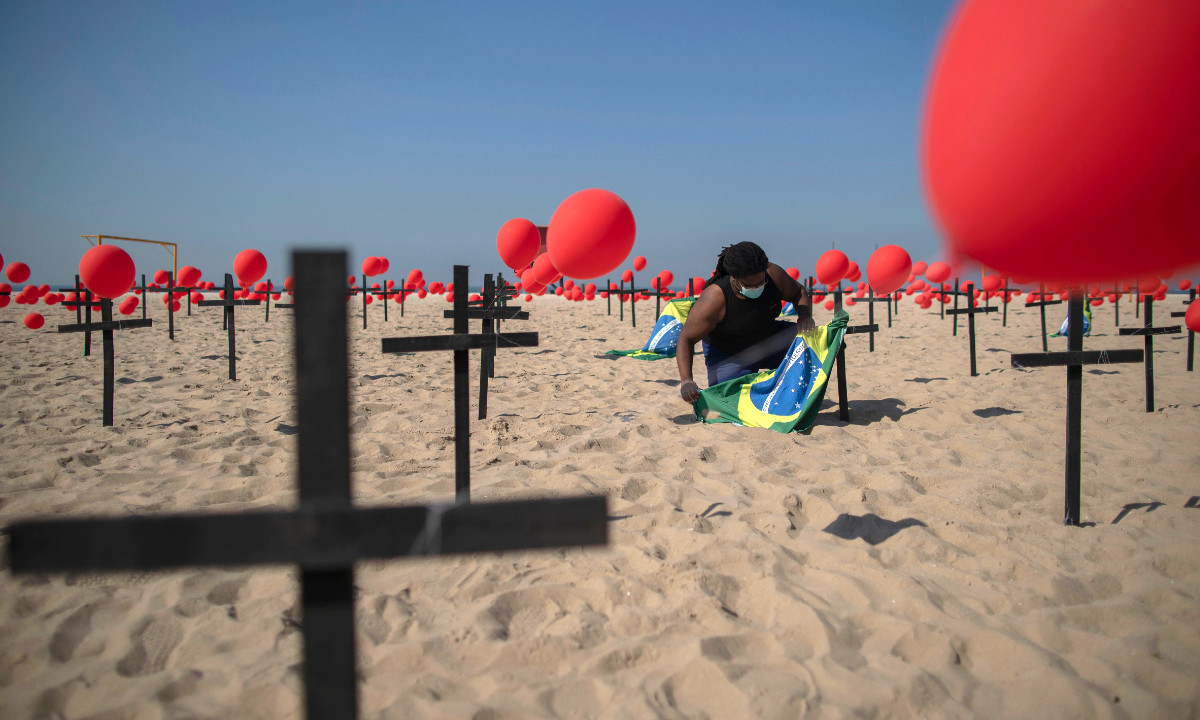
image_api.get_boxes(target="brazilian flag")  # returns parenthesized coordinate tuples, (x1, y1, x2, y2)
(606, 297, 696, 360)
(694, 311, 848, 432)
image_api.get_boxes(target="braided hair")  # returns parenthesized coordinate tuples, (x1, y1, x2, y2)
(709, 241, 769, 282)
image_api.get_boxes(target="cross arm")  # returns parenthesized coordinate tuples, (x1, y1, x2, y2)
(382, 332, 539, 354)
(945, 306, 999, 316)
(844, 324, 880, 335)
(198, 299, 262, 307)
(8, 496, 608, 573)
(1010, 349, 1143, 368)
(1118, 326, 1182, 336)
(444, 309, 530, 321)
(58, 319, 153, 333)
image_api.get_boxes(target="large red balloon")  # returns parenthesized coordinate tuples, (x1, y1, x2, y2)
(926, 261, 952, 284)
(546, 189, 636, 279)
(866, 245, 912, 296)
(497, 218, 542, 272)
(6, 262, 30, 284)
(234, 249, 268, 285)
(923, 0, 1200, 283)
(815, 250, 849, 285)
(79, 245, 135, 299)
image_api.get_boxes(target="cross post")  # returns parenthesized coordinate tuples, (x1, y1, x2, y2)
(57, 298, 153, 425)
(1169, 291, 1194, 371)
(198, 274, 262, 380)
(944, 283, 998, 376)
(442, 273, 530, 420)
(1011, 291, 1144, 524)
(1118, 296, 1182, 412)
(9, 251, 606, 720)
(383, 265, 538, 502)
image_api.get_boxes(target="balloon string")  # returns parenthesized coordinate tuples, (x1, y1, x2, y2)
(409, 499, 464, 556)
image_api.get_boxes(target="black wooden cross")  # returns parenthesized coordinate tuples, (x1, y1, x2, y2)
(443, 273, 530, 420)
(944, 283, 998, 376)
(997, 281, 1020, 327)
(853, 288, 891, 350)
(198, 273, 261, 380)
(357, 275, 401, 328)
(56, 297, 153, 426)
(141, 271, 179, 340)
(1170, 291, 1194, 372)
(8, 250, 607, 720)
(831, 290, 879, 422)
(1118, 296, 1182, 412)
(58, 276, 101, 356)
(382, 265, 539, 502)
(259, 280, 294, 319)
(1024, 283, 1064, 352)
(1011, 291, 1144, 525)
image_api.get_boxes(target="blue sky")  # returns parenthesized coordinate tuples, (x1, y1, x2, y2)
(1, 1, 959, 288)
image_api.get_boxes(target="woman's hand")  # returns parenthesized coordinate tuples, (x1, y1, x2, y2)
(680, 381, 700, 403)
(797, 316, 816, 333)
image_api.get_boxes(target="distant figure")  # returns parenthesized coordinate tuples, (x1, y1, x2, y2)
(677, 241, 814, 402)
(1051, 302, 1092, 338)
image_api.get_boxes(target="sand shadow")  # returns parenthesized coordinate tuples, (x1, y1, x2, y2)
(822, 513, 927, 545)
(275, 423, 298, 435)
(116, 376, 164, 384)
(362, 373, 411, 381)
(904, 377, 947, 383)
(649, 379, 680, 386)
(1185, 497, 1200, 509)
(670, 413, 700, 425)
(593, 354, 621, 360)
(973, 407, 1022, 418)
(1088, 369, 1121, 375)
(1112, 501, 1165, 524)
(811, 398, 925, 427)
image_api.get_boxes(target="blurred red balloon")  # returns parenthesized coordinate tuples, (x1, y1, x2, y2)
(621, 269, 633, 283)
(912, 261, 928, 276)
(1185, 299, 1200, 333)
(1178, 279, 1192, 291)
(284, 276, 295, 291)
(362, 256, 382, 277)
(867, 245, 912, 296)
(923, 0, 1200, 283)
(632, 255, 647, 272)
(546, 189, 636, 279)
(24, 312, 44, 329)
(981, 275, 1003, 293)
(497, 218, 542, 272)
(234, 249, 268, 285)
(844, 262, 861, 283)
(80, 245, 135, 299)
(926, 261, 952, 284)
(532, 252, 562, 286)
(815, 250, 849, 285)
(153, 269, 171, 285)
(786, 267, 801, 281)
(823, 299, 834, 311)
(658, 270, 674, 287)
(6, 262, 30, 283)
(378, 257, 389, 274)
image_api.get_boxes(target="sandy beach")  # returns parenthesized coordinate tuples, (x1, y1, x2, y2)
(1, 289, 1198, 719)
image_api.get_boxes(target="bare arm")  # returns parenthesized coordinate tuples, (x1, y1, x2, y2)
(768, 263, 815, 333)
(676, 285, 725, 402)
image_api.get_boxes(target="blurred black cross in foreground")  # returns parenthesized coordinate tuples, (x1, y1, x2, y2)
(9, 250, 607, 720)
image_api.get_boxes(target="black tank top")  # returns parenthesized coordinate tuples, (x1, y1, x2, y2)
(705, 274, 784, 353)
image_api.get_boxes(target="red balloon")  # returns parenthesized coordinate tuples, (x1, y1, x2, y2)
(632, 255, 647, 272)
(362, 256, 382, 277)
(923, 0, 1200, 283)
(1177, 279, 1192, 292)
(24, 312, 44, 329)
(546, 189, 636, 279)
(844, 262, 861, 283)
(378, 257, 389, 274)
(815, 250, 849, 285)
(532, 252, 562, 286)
(867, 245, 912, 296)
(926, 261, 952, 284)
(178, 266, 202, 286)
(497, 218, 542, 271)
(154, 269, 171, 285)
(823, 299, 834, 311)
(6, 262, 30, 284)
(621, 269, 633, 283)
(1186, 299, 1200, 333)
(912, 261, 928, 277)
(981, 274, 1003, 293)
(79, 245, 135, 299)
(234, 249, 267, 285)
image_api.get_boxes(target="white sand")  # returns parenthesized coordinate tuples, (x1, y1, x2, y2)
(1, 291, 1198, 719)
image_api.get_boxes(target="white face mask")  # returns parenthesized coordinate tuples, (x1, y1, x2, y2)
(737, 279, 766, 299)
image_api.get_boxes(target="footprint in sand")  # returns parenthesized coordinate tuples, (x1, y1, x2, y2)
(117, 615, 183, 677)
